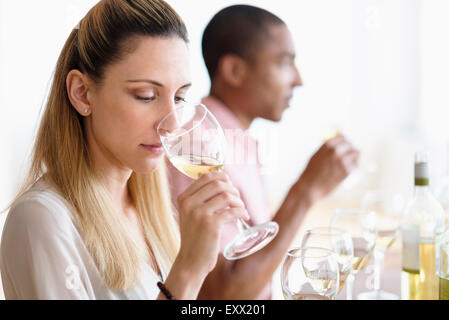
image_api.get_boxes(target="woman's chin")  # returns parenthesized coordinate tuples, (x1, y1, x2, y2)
(132, 158, 163, 174)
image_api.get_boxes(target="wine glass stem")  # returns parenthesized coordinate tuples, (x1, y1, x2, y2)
(236, 218, 250, 233)
(373, 249, 385, 293)
(215, 168, 251, 234)
(346, 273, 355, 300)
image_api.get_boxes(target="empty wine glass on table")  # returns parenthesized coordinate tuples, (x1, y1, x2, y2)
(330, 209, 377, 300)
(357, 189, 404, 300)
(157, 102, 279, 260)
(300, 227, 354, 295)
(281, 247, 340, 300)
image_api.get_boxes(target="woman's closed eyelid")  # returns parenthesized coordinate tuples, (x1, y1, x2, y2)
(136, 95, 156, 102)
(135, 95, 186, 104)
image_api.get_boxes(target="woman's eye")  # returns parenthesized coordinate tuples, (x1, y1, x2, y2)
(136, 96, 156, 103)
(175, 97, 187, 103)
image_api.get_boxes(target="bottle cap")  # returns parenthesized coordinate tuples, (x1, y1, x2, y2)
(414, 151, 429, 185)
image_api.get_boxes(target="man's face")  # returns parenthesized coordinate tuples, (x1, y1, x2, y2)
(242, 24, 302, 122)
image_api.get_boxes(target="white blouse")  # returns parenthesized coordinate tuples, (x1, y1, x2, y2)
(0, 178, 166, 300)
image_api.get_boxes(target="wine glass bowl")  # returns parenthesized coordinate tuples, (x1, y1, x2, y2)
(158, 102, 279, 260)
(362, 190, 403, 253)
(281, 247, 340, 300)
(357, 189, 404, 300)
(300, 227, 354, 294)
(331, 208, 377, 300)
(437, 231, 449, 300)
(158, 102, 226, 179)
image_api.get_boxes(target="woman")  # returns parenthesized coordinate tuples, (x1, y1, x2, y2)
(0, 0, 248, 300)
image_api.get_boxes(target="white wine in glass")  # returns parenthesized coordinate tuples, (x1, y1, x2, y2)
(351, 239, 373, 272)
(169, 154, 224, 180)
(281, 247, 340, 300)
(375, 229, 397, 252)
(438, 230, 449, 300)
(158, 102, 279, 260)
(300, 227, 353, 294)
(331, 209, 377, 300)
(289, 293, 331, 300)
(357, 189, 403, 300)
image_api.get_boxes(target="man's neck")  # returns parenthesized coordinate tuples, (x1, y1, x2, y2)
(209, 87, 254, 130)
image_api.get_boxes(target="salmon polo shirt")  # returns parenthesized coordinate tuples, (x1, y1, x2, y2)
(166, 95, 273, 299)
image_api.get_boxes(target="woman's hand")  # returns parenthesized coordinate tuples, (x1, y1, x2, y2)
(175, 171, 249, 277)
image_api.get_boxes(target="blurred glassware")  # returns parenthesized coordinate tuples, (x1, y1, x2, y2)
(357, 189, 405, 300)
(281, 247, 340, 300)
(331, 208, 377, 300)
(300, 227, 354, 295)
(436, 142, 449, 228)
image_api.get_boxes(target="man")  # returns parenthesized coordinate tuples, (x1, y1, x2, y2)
(167, 5, 359, 299)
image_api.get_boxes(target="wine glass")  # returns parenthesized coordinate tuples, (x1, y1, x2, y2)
(300, 227, 354, 295)
(357, 190, 404, 300)
(330, 209, 377, 300)
(281, 247, 340, 300)
(437, 230, 449, 300)
(157, 102, 279, 260)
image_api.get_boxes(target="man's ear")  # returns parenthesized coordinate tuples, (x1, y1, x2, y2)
(217, 54, 248, 88)
(66, 70, 92, 116)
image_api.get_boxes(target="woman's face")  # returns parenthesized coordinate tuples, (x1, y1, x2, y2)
(86, 36, 191, 174)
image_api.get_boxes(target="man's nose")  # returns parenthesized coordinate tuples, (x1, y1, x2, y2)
(293, 65, 303, 87)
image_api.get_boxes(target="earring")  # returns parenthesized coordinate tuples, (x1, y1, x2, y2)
(84, 108, 89, 114)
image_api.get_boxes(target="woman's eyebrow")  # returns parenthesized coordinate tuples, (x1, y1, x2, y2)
(126, 79, 192, 90)
(126, 79, 164, 87)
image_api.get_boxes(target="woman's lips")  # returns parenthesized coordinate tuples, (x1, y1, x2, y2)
(141, 144, 164, 155)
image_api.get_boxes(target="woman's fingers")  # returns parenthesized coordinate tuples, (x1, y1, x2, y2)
(179, 179, 240, 214)
(177, 171, 229, 204)
(215, 208, 250, 224)
(202, 192, 247, 216)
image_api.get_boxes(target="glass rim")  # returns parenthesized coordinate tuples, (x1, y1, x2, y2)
(334, 208, 375, 217)
(363, 188, 403, 196)
(286, 246, 336, 259)
(304, 226, 350, 237)
(156, 102, 208, 139)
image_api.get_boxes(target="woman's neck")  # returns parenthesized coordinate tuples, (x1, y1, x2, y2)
(85, 121, 134, 212)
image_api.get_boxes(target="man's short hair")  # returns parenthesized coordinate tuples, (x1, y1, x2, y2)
(202, 4, 285, 80)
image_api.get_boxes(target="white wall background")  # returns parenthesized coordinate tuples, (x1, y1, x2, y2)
(1, 0, 449, 299)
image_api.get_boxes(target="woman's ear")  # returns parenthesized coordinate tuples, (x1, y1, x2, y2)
(66, 70, 92, 116)
(217, 54, 248, 88)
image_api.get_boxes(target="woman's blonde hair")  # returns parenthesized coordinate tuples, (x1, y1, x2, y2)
(9, 0, 187, 290)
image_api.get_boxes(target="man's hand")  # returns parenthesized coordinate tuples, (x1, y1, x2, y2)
(295, 134, 360, 204)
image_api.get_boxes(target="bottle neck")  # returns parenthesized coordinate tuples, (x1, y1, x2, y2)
(414, 184, 430, 196)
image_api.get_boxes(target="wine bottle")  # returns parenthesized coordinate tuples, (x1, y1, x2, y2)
(401, 152, 445, 300)
(437, 229, 449, 300)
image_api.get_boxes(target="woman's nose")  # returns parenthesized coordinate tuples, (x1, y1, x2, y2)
(155, 101, 179, 133)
